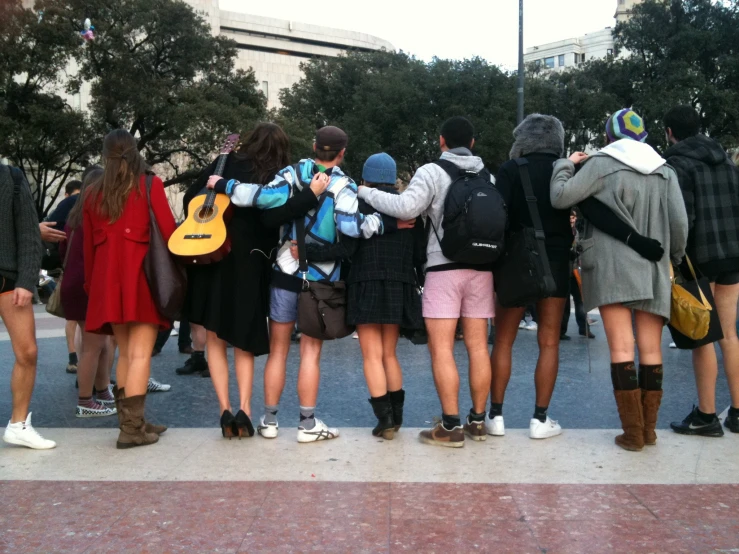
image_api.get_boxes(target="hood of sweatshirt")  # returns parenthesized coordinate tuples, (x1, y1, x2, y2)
(439, 148, 486, 172)
(664, 134, 728, 166)
(598, 139, 666, 175)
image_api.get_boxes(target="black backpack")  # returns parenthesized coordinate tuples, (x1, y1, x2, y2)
(431, 159, 507, 265)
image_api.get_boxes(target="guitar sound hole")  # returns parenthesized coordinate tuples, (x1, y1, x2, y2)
(194, 204, 219, 223)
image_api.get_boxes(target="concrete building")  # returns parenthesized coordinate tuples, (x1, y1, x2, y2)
(186, 1, 393, 108)
(524, 0, 643, 71)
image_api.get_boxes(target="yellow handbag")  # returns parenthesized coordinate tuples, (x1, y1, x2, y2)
(670, 256, 711, 340)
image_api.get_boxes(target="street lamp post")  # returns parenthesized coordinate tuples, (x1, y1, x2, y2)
(517, 0, 524, 124)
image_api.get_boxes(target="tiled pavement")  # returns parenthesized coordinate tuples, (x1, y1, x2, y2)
(1, 307, 738, 552)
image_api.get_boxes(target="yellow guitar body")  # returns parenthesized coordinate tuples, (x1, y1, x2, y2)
(168, 193, 233, 264)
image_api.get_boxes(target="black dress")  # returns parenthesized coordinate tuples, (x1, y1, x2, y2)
(182, 154, 317, 355)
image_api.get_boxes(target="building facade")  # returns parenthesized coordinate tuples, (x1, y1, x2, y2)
(524, 0, 643, 71)
(186, 1, 393, 108)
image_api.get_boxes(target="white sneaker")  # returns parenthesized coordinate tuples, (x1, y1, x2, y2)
(518, 320, 527, 329)
(3, 413, 56, 449)
(257, 415, 279, 439)
(352, 331, 359, 339)
(529, 416, 562, 439)
(525, 321, 538, 331)
(147, 377, 171, 392)
(170, 328, 179, 336)
(485, 414, 505, 436)
(75, 402, 117, 418)
(297, 418, 339, 443)
(669, 342, 677, 349)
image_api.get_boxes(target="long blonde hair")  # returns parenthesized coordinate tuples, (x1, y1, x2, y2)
(86, 130, 147, 222)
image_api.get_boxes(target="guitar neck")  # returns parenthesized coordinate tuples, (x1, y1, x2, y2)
(204, 153, 230, 206)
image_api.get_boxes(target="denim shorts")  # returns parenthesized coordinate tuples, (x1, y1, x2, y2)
(269, 286, 300, 323)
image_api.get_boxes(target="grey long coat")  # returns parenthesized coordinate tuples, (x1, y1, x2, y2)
(550, 153, 688, 319)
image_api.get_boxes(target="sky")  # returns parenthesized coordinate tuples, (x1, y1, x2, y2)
(220, 0, 618, 70)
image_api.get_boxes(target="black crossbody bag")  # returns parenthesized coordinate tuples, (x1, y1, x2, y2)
(493, 158, 557, 307)
(295, 216, 354, 340)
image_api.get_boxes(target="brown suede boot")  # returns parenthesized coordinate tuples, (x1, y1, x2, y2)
(113, 385, 167, 435)
(116, 394, 159, 449)
(642, 390, 663, 446)
(613, 389, 645, 451)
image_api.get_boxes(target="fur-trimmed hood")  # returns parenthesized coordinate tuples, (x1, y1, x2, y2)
(509, 114, 565, 159)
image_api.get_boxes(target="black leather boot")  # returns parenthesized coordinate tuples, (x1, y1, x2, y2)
(369, 395, 395, 440)
(389, 389, 405, 431)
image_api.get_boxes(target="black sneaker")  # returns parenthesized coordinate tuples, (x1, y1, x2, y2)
(176, 356, 208, 376)
(725, 410, 739, 433)
(560, 333, 571, 341)
(670, 406, 724, 437)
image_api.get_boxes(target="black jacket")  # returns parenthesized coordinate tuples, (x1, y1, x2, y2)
(665, 135, 739, 269)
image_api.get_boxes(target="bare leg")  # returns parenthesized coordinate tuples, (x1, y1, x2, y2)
(112, 323, 157, 397)
(634, 310, 663, 365)
(490, 305, 525, 404)
(65, 320, 77, 358)
(381, 324, 403, 392)
(234, 347, 254, 416)
(533, 297, 567, 407)
(426, 318, 460, 415)
(191, 323, 206, 351)
(714, 283, 739, 408)
(113, 327, 130, 389)
(263, 320, 293, 406)
(599, 304, 635, 363)
(358, 324, 387, 397)
(94, 337, 114, 391)
(77, 323, 110, 398)
(462, 317, 492, 414)
(206, 331, 230, 414)
(297, 335, 323, 407)
(0, 295, 38, 422)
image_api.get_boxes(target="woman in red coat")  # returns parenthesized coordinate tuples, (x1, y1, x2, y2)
(83, 129, 176, 449)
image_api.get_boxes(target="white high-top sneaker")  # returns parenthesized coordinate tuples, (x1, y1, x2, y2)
(3, 413, 56, 449)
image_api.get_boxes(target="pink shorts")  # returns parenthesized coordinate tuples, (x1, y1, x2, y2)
(422, 269, 495, 319)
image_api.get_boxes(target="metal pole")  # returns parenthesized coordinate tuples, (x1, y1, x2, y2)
(517, 0, 524, 124)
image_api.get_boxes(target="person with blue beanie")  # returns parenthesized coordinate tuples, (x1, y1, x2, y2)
(303, 152, 424, 439)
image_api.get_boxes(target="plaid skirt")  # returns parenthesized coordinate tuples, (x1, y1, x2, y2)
(347, 280, 423, 329)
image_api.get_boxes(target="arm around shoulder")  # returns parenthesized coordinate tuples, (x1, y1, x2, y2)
(550, 158, 603, 209)
(359, 167, 434, 220)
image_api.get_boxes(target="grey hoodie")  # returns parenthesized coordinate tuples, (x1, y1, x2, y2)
(358, 148, 486, 269)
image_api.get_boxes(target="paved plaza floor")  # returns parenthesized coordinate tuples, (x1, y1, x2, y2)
(1, 307, 738, 552)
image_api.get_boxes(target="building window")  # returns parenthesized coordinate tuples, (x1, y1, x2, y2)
(558, 54, 565, 67)
(607, 48, 614, 56)
(544, 57, 555, 69)
(260, 81, 269, 98)
(535, 59, 541, 68)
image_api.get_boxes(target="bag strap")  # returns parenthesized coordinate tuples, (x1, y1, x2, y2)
(513, 158, 546, 238)
(295, 214, 309, 277)
(675, 255, 711, 309)
(433, 159, 463, 180)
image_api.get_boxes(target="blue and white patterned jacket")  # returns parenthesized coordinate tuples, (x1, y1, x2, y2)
(214, 159, 385, 283)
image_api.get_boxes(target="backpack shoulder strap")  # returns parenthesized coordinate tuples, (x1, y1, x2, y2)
(513, 158, 545, 239)
(433, 159, 463, 180)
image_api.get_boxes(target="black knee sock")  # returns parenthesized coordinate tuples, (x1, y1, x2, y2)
(489, 402, 503, 418)
(611, 362, 638, 390)
(442, 413, 461, 430)
(638, 364, 663, 391)
(533, 405, 548, 423)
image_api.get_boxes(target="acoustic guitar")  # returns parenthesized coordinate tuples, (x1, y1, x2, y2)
(168, 134, 240, 264)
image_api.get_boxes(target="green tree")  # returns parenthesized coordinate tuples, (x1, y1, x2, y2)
(0, 0, 96, 217)
(277, 50, 517, 179)
(613, 0, 739, 150)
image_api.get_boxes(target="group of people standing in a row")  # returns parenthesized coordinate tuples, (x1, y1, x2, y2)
(2, 104, 738, 452)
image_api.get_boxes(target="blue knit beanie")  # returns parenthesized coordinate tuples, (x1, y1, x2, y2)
(362, 153, 396, 185)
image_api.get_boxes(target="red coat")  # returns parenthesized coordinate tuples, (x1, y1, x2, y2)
(83, 174, 176, 334)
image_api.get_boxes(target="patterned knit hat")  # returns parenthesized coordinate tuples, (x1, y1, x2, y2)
(362, 153, 396, 185)
(606, 108, 648, 143)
